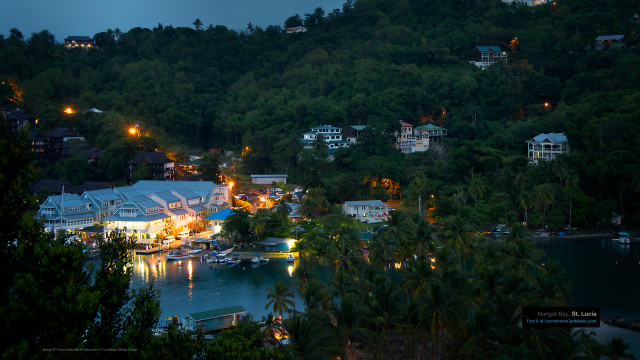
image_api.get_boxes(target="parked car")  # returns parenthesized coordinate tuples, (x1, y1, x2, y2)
(177, 231, 189, 240)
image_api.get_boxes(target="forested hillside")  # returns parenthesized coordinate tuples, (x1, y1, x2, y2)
(1, 0, 640, 228)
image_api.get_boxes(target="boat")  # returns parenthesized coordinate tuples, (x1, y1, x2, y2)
(286, 253, 295, 262)
(260, 257, 269, 263)
(227, 254, 241, 265)
(613, 232, 632, 244)
(251, 253, 262, 264)
(188, 248, 202, 254)
(166, 250, 191, 260)
(213, 253, 228, 263)
(204, 252, 218, 263)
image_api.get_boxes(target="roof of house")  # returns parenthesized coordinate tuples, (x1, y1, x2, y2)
(204, 208, 234, 220)
(345, 125, 367, 131)
(344, 200, 390, 207)
(595, 35, 625, 41)
(310, 125, 341, 130)
(529, 133, 568, 143)
(48, 127, 81, 138)
(414, 123, 447, 131)
(128, 152, 173, 165)
(250, 174, 288, 178)
(64, 36, 93, 41)
(475, 46, 503, 52)
(186, 306, 247, 321)
(400, 120, 413, 127)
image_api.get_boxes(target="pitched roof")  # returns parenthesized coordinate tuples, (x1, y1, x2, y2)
(529, 133, 568, 143)
(414, 123, 447, 131)
(64, 36, 93, 41)
(204, 208, 234, 220)
(128, 152, 173, 165)
(186, 306, 247, 321)
(344, 200, 389, 207)
(595, 35, 625, 41)
(475, 46, 503, 52)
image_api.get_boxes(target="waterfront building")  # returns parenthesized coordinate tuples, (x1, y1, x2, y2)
(36, 180, 231, 243)
(182, 306, 247, 332)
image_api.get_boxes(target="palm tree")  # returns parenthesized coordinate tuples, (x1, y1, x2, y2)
(535, 183, 555, 229)
(265, 281, 295, 321)
(440, 214, 475, 271)
(275, 200, 291, 220)
(192, 18, 203, 31)
(284, 311, 343, 360)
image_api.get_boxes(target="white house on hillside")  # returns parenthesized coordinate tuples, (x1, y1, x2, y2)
(342, 200, 393, 223)
(526, 133, 569, 164)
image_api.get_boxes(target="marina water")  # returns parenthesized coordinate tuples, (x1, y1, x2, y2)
(128, 237, 640, 355)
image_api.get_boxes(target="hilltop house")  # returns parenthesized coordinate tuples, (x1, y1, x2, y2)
(128, 152, 175, 182)
(526, 133, 569, 164)
(343, 125, 367, 144)
(64, 36, 95, 49)
(28, 127, 85, 163)
(342, 200, 393, 223)
(471, 46, 508, 69)
(396, 120, 445, 154)
(286, 26, 308, 34)
(595, 35, 626, 50)
(414, 123, 448, 143)
(301, 125, 350, 160)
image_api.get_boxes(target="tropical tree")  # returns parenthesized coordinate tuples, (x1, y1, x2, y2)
(193, 18, 203, 31)
(265, 281, 296, 321)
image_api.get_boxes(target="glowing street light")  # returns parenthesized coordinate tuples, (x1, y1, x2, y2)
(64, 107, 75, 114)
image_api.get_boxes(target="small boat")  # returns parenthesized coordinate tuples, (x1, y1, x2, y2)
(204, 252, 218, 263)
(251, 253, 262, 264)
(188, 248, 202, 254)
(227, 254, 241, 265)
(260, 257, 269, 263)
(286, 253, 295, 262)
(613, 232, 632, 244)
(166, 250, 190, 260)
(213, 253, 228, 263)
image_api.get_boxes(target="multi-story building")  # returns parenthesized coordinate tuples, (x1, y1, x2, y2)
(36, 193, 94, 234)
(471, 46, 508, 69)
(301, 125, 351, 160)
(526, 133, 569, 164)
(342, 200, 392, 223)
(128, 152, 175, 182)
(396, 121, 435, 154)
(36, 180, 232, 244)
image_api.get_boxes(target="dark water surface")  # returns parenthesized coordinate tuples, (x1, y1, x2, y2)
(536, 236, 640, 356)
(129, 237, 640, 356)
(130, 252, 303, 322)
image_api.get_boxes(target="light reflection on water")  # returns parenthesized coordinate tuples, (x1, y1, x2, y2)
(130, 252, 302, 322)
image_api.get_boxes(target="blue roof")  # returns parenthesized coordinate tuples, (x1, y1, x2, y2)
(475, 46, 503, 52)
(153, 191, 181, 202)
(204, 208, 234, 220)
(104, 213, 168, 222)
(530, 133, 568, 143)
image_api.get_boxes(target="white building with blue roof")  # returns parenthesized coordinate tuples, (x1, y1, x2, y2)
(300, 125, 352, 160)
(36, 180, 231, 244)
(37, 193, 94, 233)
(526, 133, 569, 164)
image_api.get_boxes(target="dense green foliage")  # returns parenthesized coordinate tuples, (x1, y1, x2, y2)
(3, 0, 640, 227)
